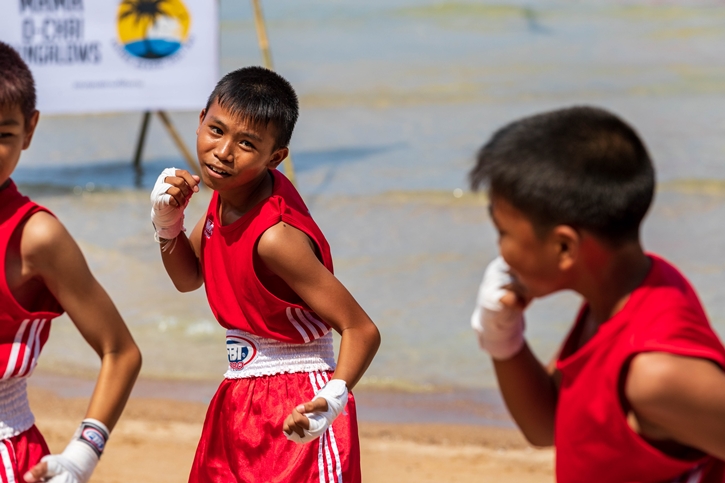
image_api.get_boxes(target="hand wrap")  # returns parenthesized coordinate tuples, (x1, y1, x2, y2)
(470, 256, 526, 360)
(150, 167, 186, 240)
(285, 379, 348, 444)
(38, 419, 108, 483)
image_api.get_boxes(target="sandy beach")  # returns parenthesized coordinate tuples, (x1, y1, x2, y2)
(29, 386, 553, 483)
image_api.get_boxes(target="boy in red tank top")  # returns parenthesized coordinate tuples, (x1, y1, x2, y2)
(469, 106, 725, 482)
(0, 43, 141, 483)
(150, 67, 380, 482)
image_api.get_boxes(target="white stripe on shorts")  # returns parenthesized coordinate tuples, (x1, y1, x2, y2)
(319, 372, 344, 483)
(323, 432, 335, 483)
(311, 372, 326, 483)
(0, 441, 16, 483)
(309, 371, 343, 483)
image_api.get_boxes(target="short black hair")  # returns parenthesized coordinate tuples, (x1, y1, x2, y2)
(470, 106, 655, 245)
(0, 42, 36, 126)
(205, 66, 298, 150)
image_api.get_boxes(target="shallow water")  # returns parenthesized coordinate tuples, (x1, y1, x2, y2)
(12, 1, 725, 394)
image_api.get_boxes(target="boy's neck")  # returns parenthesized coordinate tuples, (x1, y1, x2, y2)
(217, 170, 274, 225)
(577, 241, 652, 327)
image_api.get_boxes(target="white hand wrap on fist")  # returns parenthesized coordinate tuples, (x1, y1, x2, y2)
(150, 167, 186, 240)
(471, 256, 526, 360)
(285, 379, 348, 444)
(39, 419, 108, 483)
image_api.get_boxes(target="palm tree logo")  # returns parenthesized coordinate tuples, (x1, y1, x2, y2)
(117, 0, 191, 60)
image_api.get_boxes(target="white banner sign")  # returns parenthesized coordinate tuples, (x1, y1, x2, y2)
(0, 0, 219, 114)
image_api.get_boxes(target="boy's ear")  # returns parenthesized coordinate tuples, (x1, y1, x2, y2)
(196, 109, 207, 135)
(551, 225, 580, 272)
(22, 110, 40, 150)
(267, 147, 289, 169)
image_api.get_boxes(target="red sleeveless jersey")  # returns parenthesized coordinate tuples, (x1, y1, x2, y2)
(200, 169, 334, 343)
(0, 181, 62, 380)
(555, 254, 725, 483)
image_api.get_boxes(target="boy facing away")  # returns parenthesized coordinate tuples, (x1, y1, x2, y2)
(150, 66, 380, 482)
(470, 106, 725, 482)
(0, 42, 142, 483)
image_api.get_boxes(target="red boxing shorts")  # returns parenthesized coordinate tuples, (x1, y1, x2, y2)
(0, 425, 50, 483)
(189, 370, 361, 483)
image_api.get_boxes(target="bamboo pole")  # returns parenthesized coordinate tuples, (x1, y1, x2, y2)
(251, 0, 297, 187)
(156, 111, 200, 176)
(132, 111, 151, 186)
(251, 0, 274, 72)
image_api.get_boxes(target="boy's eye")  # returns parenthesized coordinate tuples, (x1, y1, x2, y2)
(0, 132, 14, 139)
(240, 140, 254, 148)
(210, 126, 222, 135)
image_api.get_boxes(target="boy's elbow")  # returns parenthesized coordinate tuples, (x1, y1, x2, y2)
(521, 430, 554, 448)
(172, 276, 203, 293)
(126, 343, 143, 376)
(366, 322, 381, 353)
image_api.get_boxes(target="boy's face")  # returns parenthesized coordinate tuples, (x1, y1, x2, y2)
(489, 195, 573, 298)
(196, 100, 288, 192)
(0, 104, 38, 186)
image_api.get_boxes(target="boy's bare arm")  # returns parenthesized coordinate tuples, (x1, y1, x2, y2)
(160, 215, 205, 292)
(493, 345, 559, 447)
(21, 212, 141, 430)
(257, 221, 381, 390)
(626, 352, 725, 460)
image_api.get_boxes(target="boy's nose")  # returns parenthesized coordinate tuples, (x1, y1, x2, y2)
(213, 140, 234, 162)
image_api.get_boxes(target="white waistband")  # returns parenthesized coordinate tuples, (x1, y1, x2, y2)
(0, 378, 34, 440)
(224, 330, 336, 379)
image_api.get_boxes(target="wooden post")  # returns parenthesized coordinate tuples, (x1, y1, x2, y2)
(156, 111, 200, 176)
(251, 0, 274, 72)
(132, 111, 151, 186)
(251, 0, 298, 187)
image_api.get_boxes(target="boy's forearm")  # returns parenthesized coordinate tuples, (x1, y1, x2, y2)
(160, 233, 203, 292)
(331, 323, 381, 391)
(84, 344, 142, 431)
(493, 343, 558, 446)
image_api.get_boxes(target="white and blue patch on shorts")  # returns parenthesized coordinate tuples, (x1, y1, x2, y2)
(226, 335, 258, 370)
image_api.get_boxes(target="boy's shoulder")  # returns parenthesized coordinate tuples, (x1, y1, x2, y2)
(624, 254, 725, 359)
(246, 170, 317, 231)
(636, 254, 702, 313)
(0, 184, 72, 268)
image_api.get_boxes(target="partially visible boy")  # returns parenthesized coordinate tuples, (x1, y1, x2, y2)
(150, 66, 380, 482)
(470, 106, 725, 482)
(0, 42, 142, 482)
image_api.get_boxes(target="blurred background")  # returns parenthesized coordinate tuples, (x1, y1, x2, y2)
(15, 0, 725, 423)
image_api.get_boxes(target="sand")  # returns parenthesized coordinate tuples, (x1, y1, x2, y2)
(29, 387, 554, 483)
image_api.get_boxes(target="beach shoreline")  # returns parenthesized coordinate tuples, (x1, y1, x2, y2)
(28, 373, 554, 482)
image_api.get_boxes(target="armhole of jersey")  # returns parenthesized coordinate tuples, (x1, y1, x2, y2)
(618, 346, 725, 424)
(0, 206, 62, 316)
(252, 217, 325, 308)
(616, 348, 722, 463)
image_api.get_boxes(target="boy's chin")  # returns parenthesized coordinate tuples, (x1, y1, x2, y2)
(524, 284, 559, 300)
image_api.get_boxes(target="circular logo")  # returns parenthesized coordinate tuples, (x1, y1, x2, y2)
(226, 336, 258, 370)
(117, 0, 191, 60)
